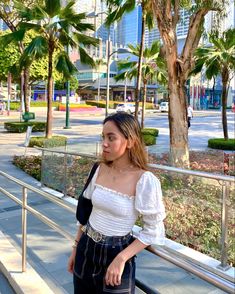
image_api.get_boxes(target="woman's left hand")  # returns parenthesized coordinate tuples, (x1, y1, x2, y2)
(105, 255, 126, 286)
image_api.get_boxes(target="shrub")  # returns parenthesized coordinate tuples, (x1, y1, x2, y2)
(10, 102, 20, 110)
(4, 121, 46, 133)
(208, 138, 235, 151)
(9, 101, 60, 110)
(142, 134, 156, 145)
(141, 128, 159, 146)
(141, 128, 159, 137)
(85, 100, 154, 110)
(85, 100, 117, 109)
(29, 135, 67, 148)
(12, 155, 41, 181)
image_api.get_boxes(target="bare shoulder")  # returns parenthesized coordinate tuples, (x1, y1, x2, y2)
(96, 162, 110, 178)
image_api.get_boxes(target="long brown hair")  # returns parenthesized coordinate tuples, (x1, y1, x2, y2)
(103, 112, 148, 170)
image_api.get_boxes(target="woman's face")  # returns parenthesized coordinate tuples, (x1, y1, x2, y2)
(101, 121, 128, 162)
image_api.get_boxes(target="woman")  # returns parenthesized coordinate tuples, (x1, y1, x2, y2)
(68, 112, 166, 293)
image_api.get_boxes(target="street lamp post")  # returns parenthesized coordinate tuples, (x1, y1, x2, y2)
(64, 44, 71, 129)
(106, 47, 131, 117)
(86, 11, 131, 117)
(105, 28, 111, 117)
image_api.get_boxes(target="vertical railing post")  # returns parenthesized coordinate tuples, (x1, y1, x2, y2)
(40, 149, 45, 187)
(22, 187, 27, 272)
(63, 153, 68, 197)
(217, 181, 231, 271)
(96, 141, 100, 156)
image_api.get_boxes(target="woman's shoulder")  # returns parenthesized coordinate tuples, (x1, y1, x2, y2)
(138, 170, 160, 183)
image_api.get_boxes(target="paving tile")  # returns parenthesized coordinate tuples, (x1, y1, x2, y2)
(158, 272, 227, 294)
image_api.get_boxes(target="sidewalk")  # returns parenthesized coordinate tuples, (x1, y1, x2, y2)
(0, 115, 232, 294)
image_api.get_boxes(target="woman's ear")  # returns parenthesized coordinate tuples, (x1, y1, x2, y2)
(127, 139, 135, 149)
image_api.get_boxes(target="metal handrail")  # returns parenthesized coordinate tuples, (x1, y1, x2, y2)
(0, 157, 234, 293)
(37, 147, 234, 182)
(38, 148, 234, 268)
(0, 170, 75, 272)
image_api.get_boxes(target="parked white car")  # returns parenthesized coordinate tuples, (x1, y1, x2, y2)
(159, 102, 169, 112)
(116, 103, 136, 114)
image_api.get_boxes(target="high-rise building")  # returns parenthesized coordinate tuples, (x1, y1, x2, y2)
(145, 8, 190, 53)
(116, 5, 142, 47)
(0, 19, 8, 31)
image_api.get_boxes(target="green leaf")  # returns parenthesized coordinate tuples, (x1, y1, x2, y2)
(0, 29, 26, 45)
(74, 33, 99, 47)
(78, 46, 95, 67)
(45, 0, 61, 17)
(55, 52, 77, 79)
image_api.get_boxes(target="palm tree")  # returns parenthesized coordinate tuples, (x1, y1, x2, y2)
(0, 0, 39, 113)
(115, 41, 167, 128)
(193, 29, 235, 139)
(2, 0, 99, 138)
(94, 58, 106, 101)
(105, 0, 154, 117)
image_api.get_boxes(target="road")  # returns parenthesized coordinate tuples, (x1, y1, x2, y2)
(50, 110, 235, 154)
(0, 109, 234, 156)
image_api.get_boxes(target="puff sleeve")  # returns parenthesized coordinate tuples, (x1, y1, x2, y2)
(135, 171, 166, 245)
(83, 166, 100, 199)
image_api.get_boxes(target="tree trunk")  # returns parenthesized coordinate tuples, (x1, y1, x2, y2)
(18, 42, 30, 113)
(141, 82, 147, 129)
(46, 46, 54, 138)
(221, 69, 229, 140)
(23, 67, 30, 112)
(135, 10, 146, 117)
(166, 44, 189, 167)
(168, 81, 189, 166)
(152, 1, 211, 167)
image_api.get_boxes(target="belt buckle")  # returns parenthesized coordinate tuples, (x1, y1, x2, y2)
(91, 231, 103, 242)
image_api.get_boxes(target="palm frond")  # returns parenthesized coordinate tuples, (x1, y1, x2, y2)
(145, 11, 154, 31)
(78, 46, 95, 67)
(72, 22, 95, 33)
(65, 12, 87, 24)
(117, 60, 137, 71)
(55, 52, 78, 79)
(45, 0, 61, 17)
(21, 36, 48, 62)
(0, 29, 26, 45)
(114, 71, 127, 81)
(58, 30, 77, 48)
(105, 0, 135, 26)
(15, 1, 47, 21)
(19, 22, 41, 32)
(59, 0, 76, 19)
(74, 33, 99, 47)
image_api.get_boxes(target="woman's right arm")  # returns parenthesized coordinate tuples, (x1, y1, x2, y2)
(67, 224, 83, 274)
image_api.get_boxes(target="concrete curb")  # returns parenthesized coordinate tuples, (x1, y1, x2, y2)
(0, 231, 54, 294)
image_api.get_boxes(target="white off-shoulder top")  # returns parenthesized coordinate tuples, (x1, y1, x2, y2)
(82, 166, 166, 245)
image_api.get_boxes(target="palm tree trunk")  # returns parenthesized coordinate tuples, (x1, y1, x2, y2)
(23, 68, 30, 112)
(221, 69, 229, 140)
(135, 10, 146, 117)
(46, 46, 53, 138)
(18, 42, 30, 113)
(141, 82, 147, 128)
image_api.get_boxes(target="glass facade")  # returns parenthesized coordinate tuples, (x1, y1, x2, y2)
(116, 6, 142, 46)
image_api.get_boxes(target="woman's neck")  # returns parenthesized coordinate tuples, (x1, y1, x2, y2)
(111, 155, 132, 170)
